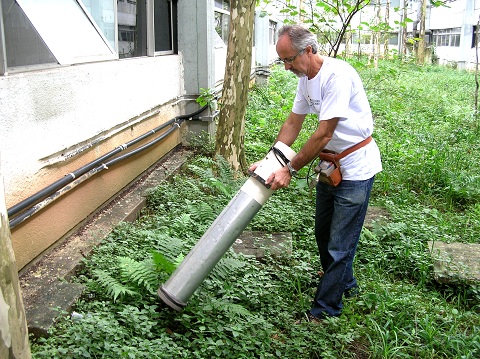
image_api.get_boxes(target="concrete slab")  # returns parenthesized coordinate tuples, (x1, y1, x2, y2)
(19, 146, 193, 338)
(232, 206, 388, 260)
(233, 231, 292, 259)
(364, 206, 389, 230)
(428, 241, 480, 284)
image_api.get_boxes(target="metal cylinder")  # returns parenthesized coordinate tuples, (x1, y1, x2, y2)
(158, 142, 296, 310)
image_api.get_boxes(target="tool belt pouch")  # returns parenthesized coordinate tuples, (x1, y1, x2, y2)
(317, 152, 342, 187)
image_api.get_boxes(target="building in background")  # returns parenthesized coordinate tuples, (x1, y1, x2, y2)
(331, 0, 478, 69)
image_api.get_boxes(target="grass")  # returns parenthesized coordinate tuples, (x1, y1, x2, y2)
(31, 61, 480, 358)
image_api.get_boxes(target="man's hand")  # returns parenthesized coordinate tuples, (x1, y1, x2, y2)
(265, 166, 292, 190)
(248, 161, 262, 173)
(248, 161, 292, 190)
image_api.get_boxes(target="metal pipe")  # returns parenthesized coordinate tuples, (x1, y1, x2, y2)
(158, 142, 296, 311)
(7, 104, 208, 219)
(9, 122, 182, 229)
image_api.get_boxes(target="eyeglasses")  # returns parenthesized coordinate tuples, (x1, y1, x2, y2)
(278, 48, 306, 64)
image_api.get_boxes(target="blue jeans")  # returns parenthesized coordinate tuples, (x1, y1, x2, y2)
(310, 177, 374, 319)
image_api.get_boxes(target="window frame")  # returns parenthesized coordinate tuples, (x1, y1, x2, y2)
(214, 1, 230, 45)
(147, 0, 175, 56)
(432, 27, 461, 48)
(0, 0, 177, 75)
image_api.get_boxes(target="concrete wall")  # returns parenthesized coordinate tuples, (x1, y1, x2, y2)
(1, 56, 184, 206)
(0, 56, 188, 270)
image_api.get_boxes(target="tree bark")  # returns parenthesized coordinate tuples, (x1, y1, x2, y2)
(401, 0, 408, 61)
(0, 158, 31, 358)
(371, 0, 381, 69)
(417, 0, 427, 64)
(475, 17, 479, 116)
(384, 0, 390, 58)
(215, 0, 256, 172)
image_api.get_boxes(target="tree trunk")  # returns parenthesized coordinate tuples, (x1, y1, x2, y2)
(373, 0, 381, 69)
(475, 17, 479, 116)
(401, 0, 408, 61)
(384, 0, 390, 58)
(215, 0, 256, 172)
(416, 0, 427, 64)
(345, 31, 352, 58)
(0, 158, 31, 358)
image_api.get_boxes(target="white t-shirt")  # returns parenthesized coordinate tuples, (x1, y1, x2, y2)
(292, 57, 382, 180)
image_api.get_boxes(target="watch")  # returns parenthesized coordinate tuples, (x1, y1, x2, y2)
(286, 162, 297, 177)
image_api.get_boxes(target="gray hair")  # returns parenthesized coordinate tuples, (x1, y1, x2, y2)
(278, 25, 318, 54)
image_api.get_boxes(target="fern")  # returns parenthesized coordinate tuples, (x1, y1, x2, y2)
(118, 257, 159, 294)
(209, 298, 252, 318)
(187, 201, 216, 223)
(209, 256, 246, 282)
(213, 154, 235, 184)
(187, 156, 241, 197)
(151, 250, 176, 274)
(93, 269, 138, 302)
(153, 234, 184, 263)
(187, 163, 214, 180)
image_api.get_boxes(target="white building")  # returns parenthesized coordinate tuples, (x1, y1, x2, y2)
(340, 0, 479, 69)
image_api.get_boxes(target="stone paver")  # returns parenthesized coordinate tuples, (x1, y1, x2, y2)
(428, 241, 480, 284)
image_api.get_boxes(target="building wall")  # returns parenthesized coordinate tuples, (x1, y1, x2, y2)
(0, 0, 282, 271)
(0, 55, 189, 270)
(0, 0, 220, 271)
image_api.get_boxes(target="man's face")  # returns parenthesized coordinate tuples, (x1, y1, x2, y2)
(276, 35, 307, 78)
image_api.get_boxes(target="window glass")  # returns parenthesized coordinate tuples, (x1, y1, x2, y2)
(154, 0, 172, 53)
(388, 33, 398, 45)
(433, 28, 461, 48)
(452, 34, 460, 47)
(118, 0, 146, 58)
(215, 10, 229, 44)
(214, 0, 229, 45)
(215, 0, 230, 11)
(81, 0, 116, 51)
(15, 0, 115, 65)
(2, 0, 57, 68)
(269, 20, 277, 45)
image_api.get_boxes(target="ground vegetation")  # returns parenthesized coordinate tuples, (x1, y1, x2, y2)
(31, 61, 480, 358)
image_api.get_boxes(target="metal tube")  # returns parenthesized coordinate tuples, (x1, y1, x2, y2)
(158, 142, 296, 310)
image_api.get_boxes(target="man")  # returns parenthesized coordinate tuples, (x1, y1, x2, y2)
(250, 25, 382, 322)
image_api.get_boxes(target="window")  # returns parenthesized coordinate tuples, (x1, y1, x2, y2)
(388, 33, 399, 45)
(0, 0, 177, 74)
(214, 0, 230, 45)
(82, 0, 116, 51)
(1, 0, 115, 72)
(154, 1, 173, 53)
(473, 25, 479, 48)
(118, 0, 176, 58)
(269, 20, 277, 45)
(432, 28, 461, 48)
(117, 0, 144, 58)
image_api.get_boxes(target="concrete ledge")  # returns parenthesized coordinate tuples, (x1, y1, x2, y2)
(19, 146, 193, 337)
